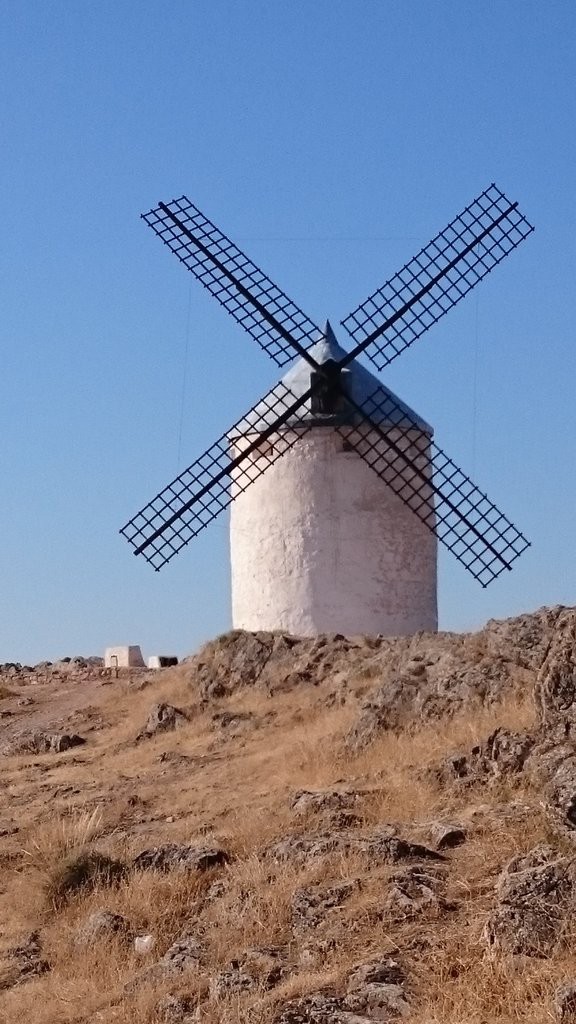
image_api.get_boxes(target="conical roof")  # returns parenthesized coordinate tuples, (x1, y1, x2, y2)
(233, 321, 432, 435)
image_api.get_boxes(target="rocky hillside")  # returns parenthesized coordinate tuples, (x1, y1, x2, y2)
(1, 605, 576, 1023)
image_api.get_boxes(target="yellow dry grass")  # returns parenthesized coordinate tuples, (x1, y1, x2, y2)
(0, 659, 569, 1023)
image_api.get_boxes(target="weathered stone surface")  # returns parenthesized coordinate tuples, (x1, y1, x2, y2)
(346, 959, 406, 990)
(344, 982, 410, 1020)
(0, 931, 49, 989)
(292, 880, 359, 930)
(133, 843, 229, 873)
(127, 933, 203, 992)
(2, 731, 86, 756)
(485, 845, 576, 956)
(265, 828, 441, 867)
(74, 909, 132, 947)
(535, 610, 576, 728)
(273, 993, 373, 1024)
(136, 702, 189, 741)
(382, 865, 451, 922)
(156, 992, 198, 1023)
(428, 822, 467, 850)
(438, 728, 534, 786)
(291, 789, 361, 818)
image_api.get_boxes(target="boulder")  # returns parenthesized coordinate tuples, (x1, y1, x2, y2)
(136, 702, 189, 741)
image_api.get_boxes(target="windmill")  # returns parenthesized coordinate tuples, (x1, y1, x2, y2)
(120, 185, 533, 637)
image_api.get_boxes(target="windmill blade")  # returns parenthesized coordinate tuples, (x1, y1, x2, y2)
(142, 196, 322, 368)
(337, 387, 530, 587)
(120, 382, 316, 571)
(340, 184, 534, 372)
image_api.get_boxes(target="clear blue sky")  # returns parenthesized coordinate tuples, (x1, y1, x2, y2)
(1, 0, 574, 663)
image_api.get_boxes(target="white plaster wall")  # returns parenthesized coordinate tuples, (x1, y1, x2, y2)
(104, 645, 145, 669)
(229, 428, 437, 637)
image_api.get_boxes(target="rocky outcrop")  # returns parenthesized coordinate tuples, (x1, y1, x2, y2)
(132, 843, 229, 873)
(136, 702, 189, 741)
(485, 845, 576, 956)
(2, 731, 86, 756)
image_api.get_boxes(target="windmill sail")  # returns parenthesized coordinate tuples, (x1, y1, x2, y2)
(120, 382, 316, 571)
(142, 196, 321, 367)
(340, 184, 534, 372)
(337, 388, 530, 587)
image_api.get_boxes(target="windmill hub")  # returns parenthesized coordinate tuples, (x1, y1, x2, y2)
(121, 186, 533, 637)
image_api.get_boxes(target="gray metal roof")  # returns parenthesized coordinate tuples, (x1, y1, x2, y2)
(232, 321, 432, 436)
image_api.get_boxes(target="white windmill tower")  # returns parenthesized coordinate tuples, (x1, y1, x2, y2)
(121, 186, 533, 637)
(228, 323, 437, 636)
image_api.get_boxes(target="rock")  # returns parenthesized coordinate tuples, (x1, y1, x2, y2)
(156, 992, 198, 1023)
(134, 934, 156, 955)
(210, 966, 255, 997)
(0, 931, 49, 988)
(126, 933, 203, 992)
(273, 993, 373, 1024)
(428, 822, 467, 850)
(74, 910, 132, 947)
(132, 843, 229, 873)
(211, 710, 256, 732)
(291, 789, 360, 818)
(344, 983, 410, 1020)
(265, 832, 343, 864)
(535, 610, 576, 729)
(382, 865, 451, 921)
(555, 982, 576, 1021)
(292, 880, 359, 930)
(265, 828, 441, 867)
(485, 845, 576, 956)
(438, 728, 534, 786)
(482, 606, 565, 671)
(136, 702, 189, 741)
(346, 959, 406, 989)
(185, 630, 362, 701)
(345, 676, 420, 750)
(237, 945, 286, 989)
(157, 933, 203, 974)
(2, 731, 86, 756)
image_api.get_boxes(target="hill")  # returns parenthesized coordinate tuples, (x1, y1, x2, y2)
(1, 605, 576, 1023)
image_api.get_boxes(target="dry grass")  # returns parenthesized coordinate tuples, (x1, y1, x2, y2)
(0, 656, 570, 1024)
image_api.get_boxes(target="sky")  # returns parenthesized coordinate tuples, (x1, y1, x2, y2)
(1, 0, 575, 664)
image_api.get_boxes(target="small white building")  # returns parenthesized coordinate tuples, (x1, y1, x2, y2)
(104, 645, 146, 669)
(229, 324, 437, 638)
